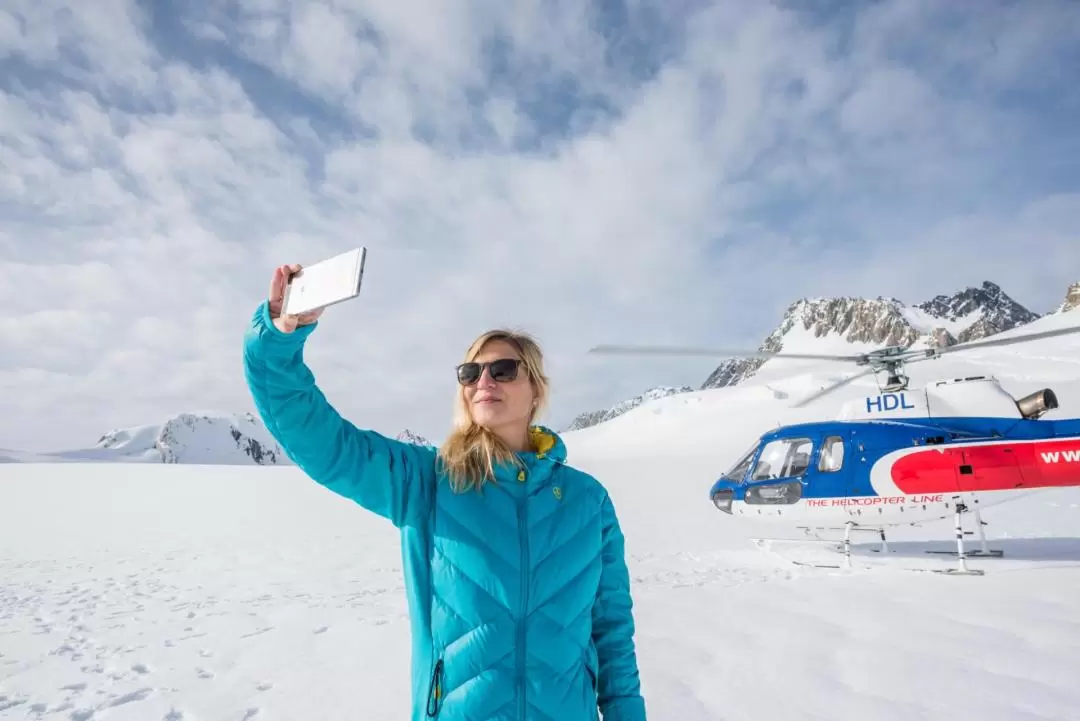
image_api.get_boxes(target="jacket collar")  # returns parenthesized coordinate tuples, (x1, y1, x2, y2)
(495, 425, 566, 492)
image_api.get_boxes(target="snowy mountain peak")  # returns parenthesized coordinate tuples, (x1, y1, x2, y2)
(4, 412, 290, 464)
(782, 296, 923, 345)
(564, 385, 694, 431)
(1055, 281, 1080, 314)
(913, 280, 1039, 343)
(396, 429, 433, 447)
(701, 281, 1039, 390)
(90, 411, 289, 464)
(703, 296, 925, 389)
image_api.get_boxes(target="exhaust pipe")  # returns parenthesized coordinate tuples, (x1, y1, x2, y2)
(1016, 388, 1058, 419)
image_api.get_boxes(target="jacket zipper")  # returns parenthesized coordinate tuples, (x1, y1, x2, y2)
(425, 658, 443, 717)
(517, 468, 530, 720)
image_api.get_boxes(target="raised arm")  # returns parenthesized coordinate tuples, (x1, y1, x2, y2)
(242, 297, 434, 528)
(592, 493, 647, 721)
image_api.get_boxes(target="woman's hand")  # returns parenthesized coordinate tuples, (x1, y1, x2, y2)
(268, 263, 324, 333)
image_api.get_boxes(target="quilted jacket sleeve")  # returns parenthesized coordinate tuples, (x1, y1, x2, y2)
(592, 493, 647, 721)
(242, 300, 434, 528)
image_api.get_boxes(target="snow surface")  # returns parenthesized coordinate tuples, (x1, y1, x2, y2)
(2, 313, 1080, 720)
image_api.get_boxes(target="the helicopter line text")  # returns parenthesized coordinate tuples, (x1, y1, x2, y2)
(805, 494, 944, 507)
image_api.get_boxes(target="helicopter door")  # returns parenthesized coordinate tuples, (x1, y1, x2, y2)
(815, 434, 853, 504)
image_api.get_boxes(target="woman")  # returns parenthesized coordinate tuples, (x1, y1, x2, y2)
(243, 264, 647, 721)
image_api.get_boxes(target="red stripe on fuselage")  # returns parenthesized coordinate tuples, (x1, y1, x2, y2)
(890, 439, 1080, 494)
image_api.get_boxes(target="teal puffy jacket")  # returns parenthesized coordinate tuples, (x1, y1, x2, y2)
(242, 301, 647, 721)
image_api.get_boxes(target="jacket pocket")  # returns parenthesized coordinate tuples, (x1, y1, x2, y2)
(425, 657, 444, 717)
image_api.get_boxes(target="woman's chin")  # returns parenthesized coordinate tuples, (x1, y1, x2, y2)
(470, 407, 502, 427)
(472, 404, 519, 430)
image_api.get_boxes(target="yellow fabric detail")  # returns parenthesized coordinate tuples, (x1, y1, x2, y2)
(529, 426, 555, 458)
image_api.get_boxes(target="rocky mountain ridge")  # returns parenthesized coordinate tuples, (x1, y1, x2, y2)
(1055, 282, 1080, 314)
(396, 429, 434, 447)
(563, 385, 694, 432)
(702, 280, 1038, 390)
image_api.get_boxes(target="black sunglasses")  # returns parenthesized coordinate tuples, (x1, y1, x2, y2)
(456, 358, 522, 385)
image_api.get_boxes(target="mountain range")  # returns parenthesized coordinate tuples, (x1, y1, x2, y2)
(0, 412, 433, 465)
(565, 279, 1079, 431)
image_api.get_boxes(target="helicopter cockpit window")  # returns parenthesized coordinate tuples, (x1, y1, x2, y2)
(818, 435, 844, 472)
(751, 437, 813, 480)
(722, 442, 759, 482)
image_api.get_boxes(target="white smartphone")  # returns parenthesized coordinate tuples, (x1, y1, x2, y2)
(281, 247, 367, 316)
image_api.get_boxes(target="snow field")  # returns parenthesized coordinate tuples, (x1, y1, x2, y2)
(2, 457, 1080, 720)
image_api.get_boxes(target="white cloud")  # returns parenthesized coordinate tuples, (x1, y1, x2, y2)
(1, 0, 1078, 451)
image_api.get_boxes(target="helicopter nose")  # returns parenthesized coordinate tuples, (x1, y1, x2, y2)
(710, 487, 734, 514)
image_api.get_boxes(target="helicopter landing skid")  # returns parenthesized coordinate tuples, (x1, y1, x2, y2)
(923, 502, 1004, 558)
(751, 511, 991, 576)
(925, 502, 996, 575)
(752, 537, 987, 575)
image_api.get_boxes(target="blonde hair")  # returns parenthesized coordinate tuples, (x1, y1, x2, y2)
(437, 328, 550, 492)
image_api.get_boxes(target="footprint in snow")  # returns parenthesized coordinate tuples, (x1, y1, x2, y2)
(0, 695, 28, 713)
(106, 687, 154, 708)
(240, 627, 274, 639)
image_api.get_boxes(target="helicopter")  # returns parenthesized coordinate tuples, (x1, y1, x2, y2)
(589, 322, 1080, 575)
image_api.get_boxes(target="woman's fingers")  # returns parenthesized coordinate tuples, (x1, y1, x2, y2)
(268, 263, 314, 333)
(269, 264, 302, 311)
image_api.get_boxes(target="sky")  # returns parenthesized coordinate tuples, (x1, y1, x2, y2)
(1, 0, 1079, 452)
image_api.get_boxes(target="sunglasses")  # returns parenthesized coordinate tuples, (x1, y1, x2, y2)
(456, 358, 523, 385)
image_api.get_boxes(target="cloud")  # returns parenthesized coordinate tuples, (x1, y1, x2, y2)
(1, 0, 1078, 451)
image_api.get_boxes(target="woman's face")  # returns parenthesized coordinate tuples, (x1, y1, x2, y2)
(463, 339, 536, 431)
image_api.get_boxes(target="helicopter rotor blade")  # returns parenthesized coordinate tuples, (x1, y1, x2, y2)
(790, 367, 877, 408)
(919, 324, 1080, 358)
(587, 344, 866, 362)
